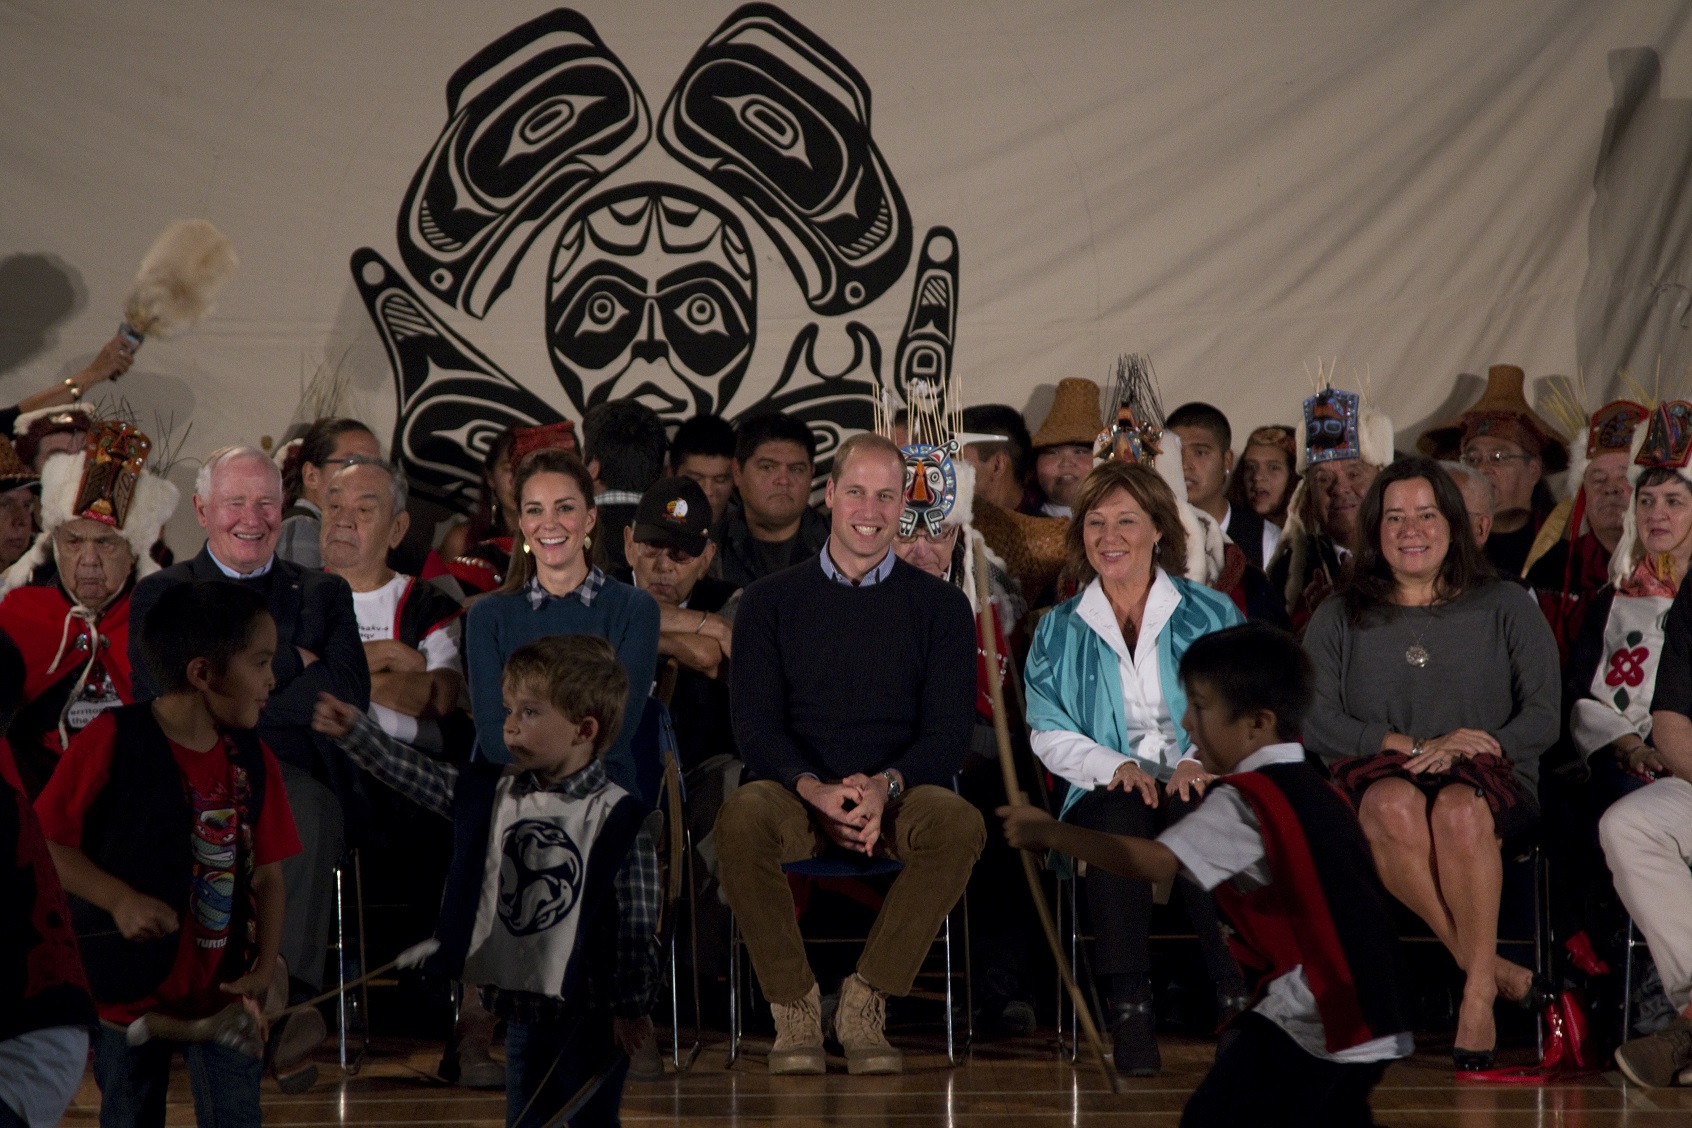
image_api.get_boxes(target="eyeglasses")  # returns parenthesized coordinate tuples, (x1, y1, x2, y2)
(1460, 451, 1534, 468)
(895, 529, 960, 547)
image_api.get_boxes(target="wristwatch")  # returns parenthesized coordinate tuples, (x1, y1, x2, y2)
(881, 770, 903, 805)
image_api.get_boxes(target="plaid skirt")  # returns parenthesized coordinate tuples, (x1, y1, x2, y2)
(1329, 751, 1538, 840)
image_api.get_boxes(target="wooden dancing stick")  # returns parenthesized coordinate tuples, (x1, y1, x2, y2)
(971, 538, 1118, 1089)
(121, 939, 440, 1050)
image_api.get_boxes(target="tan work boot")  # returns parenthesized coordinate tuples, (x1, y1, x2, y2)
(833, 973, 902, 1075)
(768, 983, 826, 1074)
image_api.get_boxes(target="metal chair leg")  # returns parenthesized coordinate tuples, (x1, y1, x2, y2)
(943, 911, 955, 1064)
(727, 914, 741, 1067)
(666, 826, 704, 1072)
(1622, 917, 1638, 1044)
(334, 851, 370, 1076)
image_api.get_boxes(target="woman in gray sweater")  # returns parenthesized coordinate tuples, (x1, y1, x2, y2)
(1304, 457, 1559, 1072)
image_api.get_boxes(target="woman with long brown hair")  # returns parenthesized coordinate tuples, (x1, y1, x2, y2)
(462, 448, 658, 792)
(1304, 456, 1559, 1071)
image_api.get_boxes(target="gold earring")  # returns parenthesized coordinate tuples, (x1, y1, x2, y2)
(584, 535, 593, 550)
(522, 541, 531, 554)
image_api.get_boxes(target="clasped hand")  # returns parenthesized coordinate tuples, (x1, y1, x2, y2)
(1404, 728, 1499, 775)
(797, 774, 889, 856)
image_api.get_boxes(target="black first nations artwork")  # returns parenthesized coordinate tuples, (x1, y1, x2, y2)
(351, 4, 960, 511)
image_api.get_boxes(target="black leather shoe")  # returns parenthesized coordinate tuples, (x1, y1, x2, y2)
(1508, 973, 1556, 1013)
(1107, 998, 1161, 1077)
(1453, 1047, 1495, 1072)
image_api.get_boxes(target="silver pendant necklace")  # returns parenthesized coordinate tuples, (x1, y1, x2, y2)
(1405, 613, 1433, 668)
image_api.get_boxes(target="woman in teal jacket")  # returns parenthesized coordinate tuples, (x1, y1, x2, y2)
(1024, 461, 1245, 1077)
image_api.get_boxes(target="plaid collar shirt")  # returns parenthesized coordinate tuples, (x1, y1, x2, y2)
(526, 565, 606, 611)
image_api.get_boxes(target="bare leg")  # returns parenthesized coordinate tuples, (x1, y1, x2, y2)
(1358, 779, 1460, 953)
(1430, 785, 1503, 1053)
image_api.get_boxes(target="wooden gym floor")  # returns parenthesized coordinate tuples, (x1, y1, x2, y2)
(54, 1031, 1692, 1126)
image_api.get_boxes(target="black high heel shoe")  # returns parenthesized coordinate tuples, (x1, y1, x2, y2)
(1507, 972, 1555, 1013)
(1453, 1047, 1495, 1072)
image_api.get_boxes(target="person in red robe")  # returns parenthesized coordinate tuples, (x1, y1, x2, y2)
(0, 420, 177, 796)
(1525, 398, 1650, 660)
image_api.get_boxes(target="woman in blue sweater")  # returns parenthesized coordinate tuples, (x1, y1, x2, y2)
(464, 449, 659, 796)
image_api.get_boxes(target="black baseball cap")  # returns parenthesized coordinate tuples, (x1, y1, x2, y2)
(632, 476, 712, 557)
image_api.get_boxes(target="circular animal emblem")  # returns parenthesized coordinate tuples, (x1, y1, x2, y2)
(666, 498, 689, 519)
(498, 819, 584, 937)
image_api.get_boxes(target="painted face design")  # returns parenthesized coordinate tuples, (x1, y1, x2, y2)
(900, 442, 958, 537)
(547, 184, 755, 418)
(1304, 388, 1362, 465)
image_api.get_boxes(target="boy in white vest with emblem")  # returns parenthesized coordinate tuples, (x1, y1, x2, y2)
(312, 634, 657, 1128)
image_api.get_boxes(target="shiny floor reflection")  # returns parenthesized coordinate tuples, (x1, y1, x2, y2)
(56, 1034, 1692, 1126)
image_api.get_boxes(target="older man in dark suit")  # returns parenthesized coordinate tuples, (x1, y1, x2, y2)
(129, 444, 369, 1089)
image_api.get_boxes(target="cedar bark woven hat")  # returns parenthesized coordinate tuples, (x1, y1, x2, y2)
(1417, 364, 1569, 471)
(0, 436, 38, 491)
(1030, 378, 1106, 449)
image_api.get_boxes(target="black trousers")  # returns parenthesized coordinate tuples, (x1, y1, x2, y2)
(1182, 1013, 1389, 1128)
(1066, 786, 1242, 993)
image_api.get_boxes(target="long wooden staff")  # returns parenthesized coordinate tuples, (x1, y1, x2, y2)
(972, 538, 1118, 1089)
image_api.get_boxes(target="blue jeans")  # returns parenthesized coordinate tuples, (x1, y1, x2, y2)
(504, 1011, 627, 1128)
(92, 1026, 262, 1128)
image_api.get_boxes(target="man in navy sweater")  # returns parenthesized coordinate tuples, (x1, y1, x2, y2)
(716, 433, 983, 1076)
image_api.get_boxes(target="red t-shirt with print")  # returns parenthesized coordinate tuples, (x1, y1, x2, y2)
(35, 711, 302, 1023)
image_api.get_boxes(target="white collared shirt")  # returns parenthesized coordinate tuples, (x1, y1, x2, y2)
(1030, 569, 1198, 788)
(1157, 741, 1413, 1064)
(1221, 502, 1281, 565)
(207, 546, 275, 580)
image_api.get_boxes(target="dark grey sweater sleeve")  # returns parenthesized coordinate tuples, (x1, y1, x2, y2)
(1301, 596, 1390, 760)
(1494, 584, 1562, 769)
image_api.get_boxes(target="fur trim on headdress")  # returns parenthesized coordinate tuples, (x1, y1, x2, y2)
(12, 403, 92, 439)
(956, 526, 1012, 616)
(1359, 408, 1395, 469)
(1181, 503, 1227, 586)
(942, 459, 976, 530)
(1565, 426, 1592, 504)
(1, 452, 180, 597)
(1271, 479, 1312, 609)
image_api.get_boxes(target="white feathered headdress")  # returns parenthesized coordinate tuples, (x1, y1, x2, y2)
(2, 423, 180, 597)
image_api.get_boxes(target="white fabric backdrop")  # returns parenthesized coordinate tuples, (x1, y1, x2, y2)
(4, 0, 1692, 550)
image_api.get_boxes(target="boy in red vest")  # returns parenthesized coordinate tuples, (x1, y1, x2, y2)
(1002, 623, 1410, 1127)
(2, 628, 98, 1128)
(36, 582, 300, 1128)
